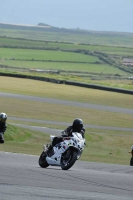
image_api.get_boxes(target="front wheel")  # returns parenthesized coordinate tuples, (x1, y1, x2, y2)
(61, 149, 77, 170)
(38, 151, 49, 168)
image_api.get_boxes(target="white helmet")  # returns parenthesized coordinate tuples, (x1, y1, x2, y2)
(131, 145, 133, 151)
(0, 113, 7, 122)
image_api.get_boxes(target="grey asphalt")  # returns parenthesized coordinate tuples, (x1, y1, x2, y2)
(1, 92, 133, 114)
(0, 152, 133, 200)
(10, 122, 133, 134)
(1, 92, 133, 199)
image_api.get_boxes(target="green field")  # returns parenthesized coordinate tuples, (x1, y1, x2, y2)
(1, 37, 133, 90)
(1, 32, 133, 90)
(1, 77, 133, 108)
(0, 77, 133, 165)
(1, 59, 127, 74)
(0, 124, 132, 165)
(0, 47, 100, 62)
(1, 37, 133, 56)
(0, 25, 133, 165)
(1, 24, 133, 47)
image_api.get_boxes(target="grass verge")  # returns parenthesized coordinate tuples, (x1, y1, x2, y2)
(1, 76, 133, 109)
(0, 76, 133, 165)
(0, 124, 132, 166)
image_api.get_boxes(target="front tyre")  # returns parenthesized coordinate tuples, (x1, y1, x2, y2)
(39, 151, 49, 168)
(61, 149, 77, 170)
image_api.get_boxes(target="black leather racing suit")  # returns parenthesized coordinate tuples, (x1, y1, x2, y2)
(0, 122, 7, 143)
(52, 125, 85, 147)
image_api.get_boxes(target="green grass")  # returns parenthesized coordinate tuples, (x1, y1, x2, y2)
(1, 76, 133, 108)
(1, 28, 133, 47)
(0, 124, 50, 155)
(0, 76, 133, 166)
(0, 60, 127, 75)
(0, 77, 133, 165)
(1, 96, 132, 128)
(1, 37, 133, 56)
(0, 47, 99, 62)
(0, 37, 133, 89)
(83, 130, 133, 165)
(1, 69, 133, 90)
(0, 31, 133, 165)
(0, 124, 132, 165)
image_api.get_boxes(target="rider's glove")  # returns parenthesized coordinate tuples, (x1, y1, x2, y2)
(61, 131, 68, 138)
(61, 131, 66, 135)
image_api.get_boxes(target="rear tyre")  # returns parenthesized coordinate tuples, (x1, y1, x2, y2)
(130, 157, 133, 166)
(61, 149, 77, 170)
(39, 152, 49, 168)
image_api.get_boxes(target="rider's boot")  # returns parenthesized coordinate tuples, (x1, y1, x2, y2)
(47, 144, 53, 152)
(47, 144, 54, 156)
(0, 133, 4, 144)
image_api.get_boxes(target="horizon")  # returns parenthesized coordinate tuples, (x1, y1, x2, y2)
(1, 0, 133, 33)
(1, 21, 133, 35)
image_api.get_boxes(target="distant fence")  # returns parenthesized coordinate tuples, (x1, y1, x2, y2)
(0, 72, 133, 95)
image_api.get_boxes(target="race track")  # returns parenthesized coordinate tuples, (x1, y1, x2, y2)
(0, 152, 133, 200)
(1, 92, 133, 132)
(1, 92, 133, 199)
(1, 92, 133, 115)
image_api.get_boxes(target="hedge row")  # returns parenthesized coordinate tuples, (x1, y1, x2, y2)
(0, 72, 133, 95)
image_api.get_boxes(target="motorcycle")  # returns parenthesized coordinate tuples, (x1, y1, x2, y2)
(38, 132, 85, 170)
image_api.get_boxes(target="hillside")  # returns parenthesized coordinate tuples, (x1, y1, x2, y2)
(1, 22, 133, 47)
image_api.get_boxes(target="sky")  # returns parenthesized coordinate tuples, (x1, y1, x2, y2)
(0, 0, 133, 33)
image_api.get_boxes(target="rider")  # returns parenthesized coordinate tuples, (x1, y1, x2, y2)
(47, 118, 85, 153)
(0, 113, 7, 144)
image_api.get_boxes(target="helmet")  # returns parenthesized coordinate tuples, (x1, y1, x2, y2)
(72, 118, 83, 132)
(0, 113, 7, 123)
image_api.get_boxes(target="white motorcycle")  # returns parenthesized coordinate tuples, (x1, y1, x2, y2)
(39, 132, 85, 170)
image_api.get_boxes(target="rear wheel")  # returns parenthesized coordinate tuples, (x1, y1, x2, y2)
(61, 149, 77, 170)
(39, 152, 49, 168)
